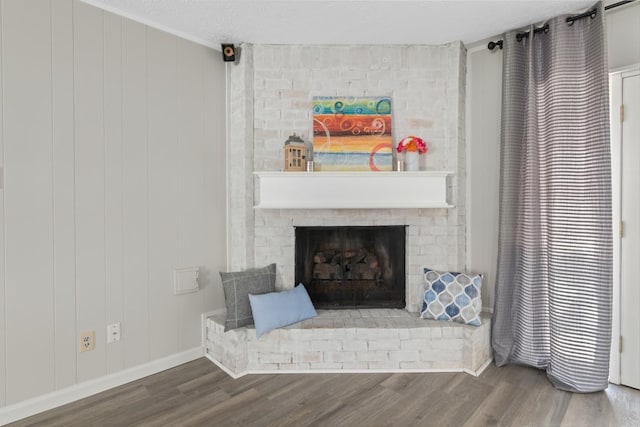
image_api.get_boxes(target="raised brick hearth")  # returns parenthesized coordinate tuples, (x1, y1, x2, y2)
(205, 309, 492, 378)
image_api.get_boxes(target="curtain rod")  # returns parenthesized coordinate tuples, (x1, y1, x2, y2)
(487, 0, 635, 50)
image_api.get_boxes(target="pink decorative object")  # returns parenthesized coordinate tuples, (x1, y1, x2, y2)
(396, 136, 427, 154)
(397, 136, 427, 171)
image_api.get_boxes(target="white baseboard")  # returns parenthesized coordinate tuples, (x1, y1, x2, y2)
(244, 367, 466, 375)
(0, 347, 203, 426)
(463, 357, 493, 377)
(204, 353, 494, 379)
(204, 353, 246, 379)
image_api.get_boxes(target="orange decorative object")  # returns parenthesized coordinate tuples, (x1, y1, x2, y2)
(397, 136, 428, 154)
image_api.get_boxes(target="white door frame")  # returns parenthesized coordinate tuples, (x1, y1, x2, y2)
(609, 64, 640, 385)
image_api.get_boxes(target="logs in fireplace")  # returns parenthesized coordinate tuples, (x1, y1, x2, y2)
(295, 226, 406, 309)
(312, 247, 380, 280)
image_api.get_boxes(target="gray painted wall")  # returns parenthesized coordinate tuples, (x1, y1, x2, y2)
(607, 3, 640, 70)
(466, 1, 640, 313)
(466, 45, 502, 312)
(0, 0, 227, 407)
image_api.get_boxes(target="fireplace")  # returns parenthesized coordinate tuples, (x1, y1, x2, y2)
(295, 226, 406, 309)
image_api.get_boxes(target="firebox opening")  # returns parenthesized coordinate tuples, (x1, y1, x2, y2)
(295, 226, 406, 309)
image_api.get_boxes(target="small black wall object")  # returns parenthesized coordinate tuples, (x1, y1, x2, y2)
(221, 44, 236, 62)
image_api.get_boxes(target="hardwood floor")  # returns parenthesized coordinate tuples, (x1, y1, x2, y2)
(9, 358, 640, 426)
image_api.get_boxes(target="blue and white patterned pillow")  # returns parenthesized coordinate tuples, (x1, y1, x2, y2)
(420, 267, 482, 326)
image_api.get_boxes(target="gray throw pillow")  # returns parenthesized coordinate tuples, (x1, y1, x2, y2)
(220, 263, 276, 331)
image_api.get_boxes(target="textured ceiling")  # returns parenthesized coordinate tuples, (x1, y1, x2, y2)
(82, 0, 599, 49)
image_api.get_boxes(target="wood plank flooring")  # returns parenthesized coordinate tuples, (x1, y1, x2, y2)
(8, 358, 640, 426)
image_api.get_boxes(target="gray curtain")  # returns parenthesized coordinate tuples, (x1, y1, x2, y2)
(492, 2, 612, 392)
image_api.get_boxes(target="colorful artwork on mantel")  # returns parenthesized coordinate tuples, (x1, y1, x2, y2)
(312, 96, 393, 171)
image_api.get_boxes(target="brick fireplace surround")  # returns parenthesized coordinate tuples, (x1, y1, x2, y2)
(205, 43, 492, 377)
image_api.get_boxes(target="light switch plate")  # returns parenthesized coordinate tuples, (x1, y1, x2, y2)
(107, 323, 121, 343)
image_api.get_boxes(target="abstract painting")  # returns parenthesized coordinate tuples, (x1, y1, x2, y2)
(312, 96, 393, 171)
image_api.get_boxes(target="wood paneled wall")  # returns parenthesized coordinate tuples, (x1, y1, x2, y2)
(0, 0, 227, 407)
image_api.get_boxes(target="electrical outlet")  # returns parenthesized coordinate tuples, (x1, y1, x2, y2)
(107, 323, 121, 343)
(80, 331, 95, 352)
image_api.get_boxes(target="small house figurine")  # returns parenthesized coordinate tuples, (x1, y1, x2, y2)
(283, 133, 306, 171)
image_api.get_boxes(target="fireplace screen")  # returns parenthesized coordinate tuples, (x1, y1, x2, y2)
(295, 226, 406, 309)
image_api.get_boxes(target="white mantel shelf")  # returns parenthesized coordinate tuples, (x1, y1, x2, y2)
(254, 171, 454, 209)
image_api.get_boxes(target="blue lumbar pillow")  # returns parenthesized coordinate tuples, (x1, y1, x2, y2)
(248, 283, 318, 338)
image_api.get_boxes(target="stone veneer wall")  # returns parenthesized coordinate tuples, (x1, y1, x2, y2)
(228, 44, 467, 312)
